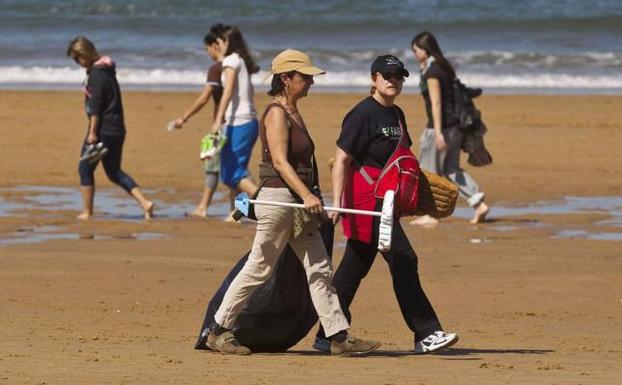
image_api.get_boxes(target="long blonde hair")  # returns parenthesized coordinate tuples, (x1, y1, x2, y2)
(66, 36, 100, 61)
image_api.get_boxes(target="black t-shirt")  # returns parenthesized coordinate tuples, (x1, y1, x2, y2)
(337, 96, 411, 168)
(420, 61, 454, 129)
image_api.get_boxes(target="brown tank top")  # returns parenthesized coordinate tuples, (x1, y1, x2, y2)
(259, 102, 315, 188)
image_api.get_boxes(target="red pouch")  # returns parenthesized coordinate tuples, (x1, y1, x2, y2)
(374, 144, 420, 217)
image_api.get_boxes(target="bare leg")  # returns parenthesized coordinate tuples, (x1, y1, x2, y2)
(409, 215, 439, 228)
(223, 176, 256, 223)
(470, 201, 489, 224)
(130, 187, 154, 220)
(78, 185, 95, 220)
(223, 188, 243, 223)
(190, 186, 216, 217)
(229, 188, 237, 211)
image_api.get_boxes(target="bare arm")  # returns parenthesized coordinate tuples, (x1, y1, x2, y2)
(265, 108, 323, 214)
(428, 78, 447, 151)
(330, 147, 353, 223)
(174, 84, 215, 128)
(212, 67, 236, 133)
(86, 115, 100, 144)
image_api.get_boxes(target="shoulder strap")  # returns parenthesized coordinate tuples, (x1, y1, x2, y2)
(261, 102, 305, 130)
(263, 100, 316, 154)
(261, 102, 318, 188)
(259, 102, 292, 156)
(310, 152, 319, 190)
(384, 106, 407, 160)
(393, 107, 408, 146)
(356, 107, 407, 186)
(260, 102, 287, 126)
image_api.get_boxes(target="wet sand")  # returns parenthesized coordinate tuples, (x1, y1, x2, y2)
(1, 90, 621, 384)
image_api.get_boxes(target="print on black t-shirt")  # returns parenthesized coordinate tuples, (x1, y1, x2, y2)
(337, 96, 412, 169)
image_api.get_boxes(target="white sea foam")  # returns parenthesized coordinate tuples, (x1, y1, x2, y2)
(449, 50, 622, 68)
(0, 66, 205, 85)
(460, 72, 622, 89)
(1, 66, 621, 91)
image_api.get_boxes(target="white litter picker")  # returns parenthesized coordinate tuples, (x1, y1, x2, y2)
(234, 190, 395, 251)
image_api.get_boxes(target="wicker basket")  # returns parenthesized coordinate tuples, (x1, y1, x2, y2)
(414, 170, 458, 218)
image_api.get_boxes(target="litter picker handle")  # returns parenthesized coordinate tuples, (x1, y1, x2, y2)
(248, 199, 382, 217)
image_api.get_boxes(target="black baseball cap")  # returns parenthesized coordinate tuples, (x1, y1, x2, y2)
(370, 55, 409, 78)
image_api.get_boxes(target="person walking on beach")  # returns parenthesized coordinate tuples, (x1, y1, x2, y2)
(207, 50, 380, 356)
(312, 55, 458, 354)
(210, 26, 259, 212)
(67, 36, 154, 220)
(410, 31, 490, 226)
(170, 24, 230, 218)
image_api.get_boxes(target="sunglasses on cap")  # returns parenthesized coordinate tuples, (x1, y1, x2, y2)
(379, 71, 405, 82)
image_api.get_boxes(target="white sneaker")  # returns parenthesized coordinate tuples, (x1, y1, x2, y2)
(414, 331, 458, 354)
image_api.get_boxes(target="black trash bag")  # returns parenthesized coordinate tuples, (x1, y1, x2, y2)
(194, 219, 334, 352)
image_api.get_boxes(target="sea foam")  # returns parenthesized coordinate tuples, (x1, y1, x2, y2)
(1, 66, 621, 92)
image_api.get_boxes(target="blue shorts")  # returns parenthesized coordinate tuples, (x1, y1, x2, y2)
(220, 119, 258, 188)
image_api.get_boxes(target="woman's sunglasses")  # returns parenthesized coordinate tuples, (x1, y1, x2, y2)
(380, 72, 405, 82)
(296, 72, 314, 82)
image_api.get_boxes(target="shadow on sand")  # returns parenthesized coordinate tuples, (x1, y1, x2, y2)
(272, 347, 553, 358)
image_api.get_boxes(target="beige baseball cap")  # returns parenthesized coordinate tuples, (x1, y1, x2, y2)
(271, 49, 325, 75)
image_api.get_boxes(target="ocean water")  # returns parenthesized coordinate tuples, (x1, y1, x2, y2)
(1, 0, 621, 93)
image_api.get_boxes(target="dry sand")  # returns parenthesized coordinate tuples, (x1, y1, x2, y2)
(1, 90, 621, 384)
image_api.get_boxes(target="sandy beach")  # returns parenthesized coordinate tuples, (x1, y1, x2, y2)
(1, 90, 621, 384)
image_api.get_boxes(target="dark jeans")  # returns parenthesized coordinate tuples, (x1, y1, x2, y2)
(79, 133, 138, 193)
(317, 219, 442, 342)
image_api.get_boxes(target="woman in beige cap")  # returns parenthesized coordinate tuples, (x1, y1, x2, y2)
(207, 49, 380, 356)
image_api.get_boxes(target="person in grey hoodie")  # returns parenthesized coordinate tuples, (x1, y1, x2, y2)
(67, 36, 154, 220)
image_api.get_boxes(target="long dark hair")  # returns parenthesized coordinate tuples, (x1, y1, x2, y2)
(212, 23, 230, 34)
(411, 31, 455, 79)
(203, 32, 217, 46)
(205, 23, 231, 45)
(267, 71, 295, 96)
(221, 27, 259, 74)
